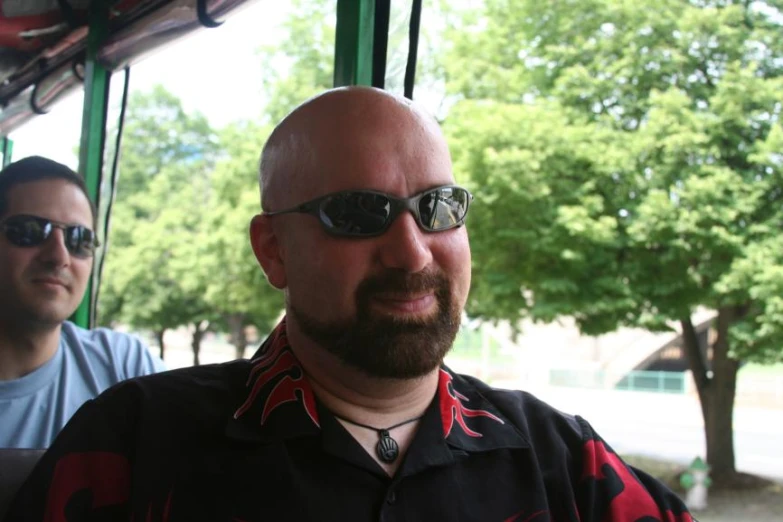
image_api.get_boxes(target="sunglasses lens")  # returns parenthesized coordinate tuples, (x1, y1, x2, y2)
(3, 216, 49, 246)
(65, 226, 95, 258)
(320, 192, 391, 236)
(418, 187, 471, 231)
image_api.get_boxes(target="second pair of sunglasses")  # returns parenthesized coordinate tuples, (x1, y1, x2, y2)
(1, 214, 99, 258)
(264, 185, 473, 237)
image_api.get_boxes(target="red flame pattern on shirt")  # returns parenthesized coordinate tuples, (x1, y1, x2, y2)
(582, 439, 695, 522)
(438, 368, 503, 438)
(233, 321, 319, 427)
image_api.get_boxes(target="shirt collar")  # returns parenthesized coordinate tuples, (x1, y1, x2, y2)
(226, 319, 529, 454)
(437, 367, 529, 453)
(226, 318, 320, 443)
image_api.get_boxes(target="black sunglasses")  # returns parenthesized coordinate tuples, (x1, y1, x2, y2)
(0, 214, 99, 259)
(264, 185, 473, 237)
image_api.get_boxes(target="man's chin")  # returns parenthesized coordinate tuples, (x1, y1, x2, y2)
(342, 348, 445, 380)
(289, 295, 460, 380)
(338, 323, 456, 379)
(20, 304, 72, 328)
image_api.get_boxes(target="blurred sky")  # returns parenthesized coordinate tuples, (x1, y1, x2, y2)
(9, 0, 288, 168)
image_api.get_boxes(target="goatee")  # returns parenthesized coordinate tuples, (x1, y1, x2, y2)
(289, 268, 461, 379)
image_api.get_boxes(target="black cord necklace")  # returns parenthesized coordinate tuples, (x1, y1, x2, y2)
(332, 413, 424, 463)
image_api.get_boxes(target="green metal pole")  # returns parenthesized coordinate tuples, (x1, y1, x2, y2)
(333, 0, 376, 86)
(2, 137, 13, 167)
(72, 3, 111, 329)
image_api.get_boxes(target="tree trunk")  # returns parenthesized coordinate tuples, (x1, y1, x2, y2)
(226, 313, 248, 359)
(680, 308, 741, 484)
(156, 329, 166, 360)
(191, 320, 209, 366)
(155, 328, 166, 361)
(708, 308, 741, 480)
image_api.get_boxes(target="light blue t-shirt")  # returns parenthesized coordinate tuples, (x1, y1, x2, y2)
(0, 321, 166, 448)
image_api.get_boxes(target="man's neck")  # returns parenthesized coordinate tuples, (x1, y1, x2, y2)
(0, 320, 62, 380)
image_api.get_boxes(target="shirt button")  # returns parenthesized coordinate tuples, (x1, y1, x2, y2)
(386, 490, 397, 505)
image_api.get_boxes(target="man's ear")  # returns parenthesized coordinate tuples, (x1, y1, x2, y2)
(249, 214, 287, 289)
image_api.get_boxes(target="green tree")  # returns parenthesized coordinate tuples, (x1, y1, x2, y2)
(181, 121, 285, 359)
(98, 86, 218, 363)
(118, 85, 219, 199)
(444, 0, 783, 482)
(99, 161, 216, 363)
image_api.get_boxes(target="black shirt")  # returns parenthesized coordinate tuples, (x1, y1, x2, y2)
(5, 321, 695, 522)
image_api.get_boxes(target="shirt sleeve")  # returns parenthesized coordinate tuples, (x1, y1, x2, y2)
(129, 335, 167, 376)
(113, 332, 166, 379)
(574, 416, 696, 522)
(3, 389, 136, 522)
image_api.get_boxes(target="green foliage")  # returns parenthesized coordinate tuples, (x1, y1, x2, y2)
(449, 99, 640, 334)
(118, 85, 219, 199)
(444, 0, 783, 364)
(717, 234, 783, 362)
(98, 87, 218, 333)
(97, 87, 284, 347)
(184, 120, 284, 333)
(99, 162, 214, 333)
(99, 0, 347, 350)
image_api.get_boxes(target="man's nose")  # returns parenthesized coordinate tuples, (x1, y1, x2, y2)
(37, 229, 70, 268)
(377, 211, 433, 273)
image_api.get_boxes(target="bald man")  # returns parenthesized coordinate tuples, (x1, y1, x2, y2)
(4, 89, 694, 522)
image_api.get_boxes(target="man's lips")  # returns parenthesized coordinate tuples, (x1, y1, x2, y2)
(31, 277, 69, 289)
(371, 293, 436, 313)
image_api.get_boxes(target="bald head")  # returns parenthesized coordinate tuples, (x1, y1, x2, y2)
(250, 87, 471, 381)
(259, 87, 450, 211)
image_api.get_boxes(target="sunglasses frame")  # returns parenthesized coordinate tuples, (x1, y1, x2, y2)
(264, 185, 473, 237)
(0, 214, 100, 259)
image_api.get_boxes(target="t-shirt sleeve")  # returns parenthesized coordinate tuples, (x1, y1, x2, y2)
(111, 332, 166, 379)
(68, 323, 166, 383)
(574, 416, 696, 521)
(127, 335, 167, 377)
(2, 388, 136, 522)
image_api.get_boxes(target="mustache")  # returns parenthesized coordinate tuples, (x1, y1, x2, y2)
(357, 268, 447, 297)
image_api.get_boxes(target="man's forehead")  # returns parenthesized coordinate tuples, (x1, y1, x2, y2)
(296, 146, 454, 201)
(5, 179, 93, 224)
(303, 112, 448, 175)
(262, 87, 451, 208)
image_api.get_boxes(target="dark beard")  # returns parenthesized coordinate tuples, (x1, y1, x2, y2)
(289, 268, 461, 379)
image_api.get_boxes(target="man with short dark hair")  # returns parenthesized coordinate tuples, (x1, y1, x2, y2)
(4, 92, 694, 521)
(0, 156, 164, 449)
